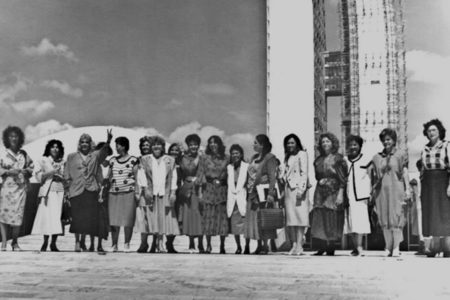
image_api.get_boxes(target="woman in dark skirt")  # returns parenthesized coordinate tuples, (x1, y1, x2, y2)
(420, 119, 450, 257)
(311, 132, 347, 256)
(64, 129, 113, 252)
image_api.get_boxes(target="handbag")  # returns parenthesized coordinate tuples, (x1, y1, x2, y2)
(61, 196, 72, 226)
(257, 202, 285, 231)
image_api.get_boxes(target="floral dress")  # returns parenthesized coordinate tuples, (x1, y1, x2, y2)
(0, 149, 34, 226)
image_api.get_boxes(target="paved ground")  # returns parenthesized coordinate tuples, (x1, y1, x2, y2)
(1, 233, 450, 300)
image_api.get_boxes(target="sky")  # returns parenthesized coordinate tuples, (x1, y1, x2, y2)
(0, 0, 266, 155)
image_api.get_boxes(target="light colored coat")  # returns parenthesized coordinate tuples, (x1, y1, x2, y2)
(282, 150, 308, 195)
(227, 162, 248, 217)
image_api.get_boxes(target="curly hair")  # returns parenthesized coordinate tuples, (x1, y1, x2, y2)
(168, 142, 183, 164)
(151, 136, 166, 155)
(185, 134, 201, 146)
(43, 139, 65, 158)
(317, 132, 340, 156)
(423, 118, 446, 141)
(2, 126, 25, 149)
(283, 133, 304, 162)
(229, 144, 245, 162)
(379, 128, 397, 144)
(139, 136, 153, 155)
(205, 135, 226, 159)
(77, 133, 96, 153)
(346, 134, 364, 148)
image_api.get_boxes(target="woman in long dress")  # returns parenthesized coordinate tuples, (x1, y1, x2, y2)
(343, 135, 371, 256)
(64, 129, 113, 252)
(280, 134, 310, 256)
(178, 134, 205, 253)
(32, 139, 65, 252)
(311, 132, 347, 256)
(227, 144, 249, 254)
(200, 135, 229, 254)
(108, 137, 138, 252)
(244, 134, 278, 255)
(419, 119, 450, 257)
(371, 128, 410, 257)
(0, 126, 34, 251)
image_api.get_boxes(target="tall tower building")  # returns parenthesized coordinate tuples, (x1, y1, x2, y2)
(339, 0, 407, 155)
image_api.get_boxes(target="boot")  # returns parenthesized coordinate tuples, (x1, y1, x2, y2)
(166, 236, 178, 254)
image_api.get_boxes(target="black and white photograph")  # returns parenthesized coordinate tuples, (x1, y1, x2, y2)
(0, 0, 449, 299)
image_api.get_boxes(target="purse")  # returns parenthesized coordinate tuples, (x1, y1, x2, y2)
(61, 197, 72, 226)
(257, 202, 285, 231)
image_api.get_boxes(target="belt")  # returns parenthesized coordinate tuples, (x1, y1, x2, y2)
(205, 177, 226, 186)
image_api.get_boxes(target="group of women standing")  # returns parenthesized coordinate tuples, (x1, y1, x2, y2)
(0, 119, 449, 258)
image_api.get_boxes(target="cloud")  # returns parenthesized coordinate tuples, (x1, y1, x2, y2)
(163, 98, 183, 109)
(10, 99, 55, 116)
(407, 50, 450, 85)
(168, 121, 225, 144)
(41, 80, 83, 98)
(131, 126, 163, 138)
(21, 38, 78, 62)
(198, 83, 235, 96)
(0, 74, 32, 105)
(24, 119, 74, 142)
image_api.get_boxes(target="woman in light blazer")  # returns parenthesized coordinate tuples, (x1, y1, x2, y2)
(227, 144, 250, 254)
(280, 134, 310, 255)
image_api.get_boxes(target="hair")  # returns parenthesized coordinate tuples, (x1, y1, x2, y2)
(423, 118, 446, 141)
(95, 141, 113, 156)
(43, 139, 65, 158)
(317, 132, 340, 156)
(229, 144, 245, 162)
(185, 134, 201, 146)
(151, 136, 166, 155)
(168, 142, 183, 164)
(255, 134, 272, 162)
(115, 136, 130, 152)
(205, 135, 226, 159)
(379, 128, 397, 144)
(77, 133, 96, 153)
(346, 134, 364, 148)
(416, 159, 423, 172)
(283, 133, 304, 162)
(2, 126, 25, 149)
(139, 136, 153, 155)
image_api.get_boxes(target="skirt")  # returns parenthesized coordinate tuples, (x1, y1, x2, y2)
(202, 203, 229, 236)
(134, 205, 158, 234)
(284, 187, 310, 227)
(180, 194, 203, 236)
(310, 207, 344, 241)
(154, 196, 179, 235)
(243, 192, 277, 240)
(69, 190, 100, 236)
(108, 192, 136, 227)
(230, 204, 245, 235)
(421, 170, 450, 236)
(31, 191, 64, 235)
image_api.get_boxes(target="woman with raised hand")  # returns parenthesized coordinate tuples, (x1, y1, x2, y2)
(311, 132, 347, 256)
(201, 135, 229, 254)
(64, 129, 113, 252)
(244, 134, 278, 255)
(32, 139, 65, 252)
(280, 134, 310, 256)
(140, 136, 180, 253)
(0, 126, 34, 251)
(371, 128, 410, 257)
(178, 134, 205, 253)
(108, 137, 138, 252)
(227, 144, 250, 254)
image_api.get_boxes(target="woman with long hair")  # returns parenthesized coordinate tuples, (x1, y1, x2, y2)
(32, 139, 65, 252)
(0, 126, 34, 251)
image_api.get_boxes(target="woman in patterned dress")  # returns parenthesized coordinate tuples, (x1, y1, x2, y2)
(178, 134, 205, 253)
(311, 132, 347, 256)
(244, 134, 278, 255)
(371, 128, 410, 257)
(419, 119, 450, 257)
(32, 139, 65, 252)
(0, 126, 34, 251)
(108, 137, 138, 252)
(201, 135, 229, 254)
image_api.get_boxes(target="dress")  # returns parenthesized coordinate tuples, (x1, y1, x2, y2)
(420, 140, 450, 236)
(0, 149, 34, 226)
(343, 153, 371, 235)
(311, 153, 347, 241)
(178, 155, 203, 236)
(281, 151, 310, 227)
(108, 156, 138, 227)
(201, 154, 229, 236)
(371, 148, 407, 230)
(31, 156, 65, 235)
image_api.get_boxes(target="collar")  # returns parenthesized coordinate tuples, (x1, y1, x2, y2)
(348, 153, 363, 163)
(379, 147, 397, 157)
(425, 140, 445, 151)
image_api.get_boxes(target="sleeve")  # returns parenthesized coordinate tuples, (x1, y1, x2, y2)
(314, 157, 322, 181)
(298, 151, 309, 193)
(63, 157, 72, 191)
(171, 164, 178, 191)
(34, 158, 44, 184)
(0, 153, 7, 176)
(335, 155, 348, 189)
(266, 156, 278, 197)
(136, 166, 148, 188)
(196, 155, 206, 186)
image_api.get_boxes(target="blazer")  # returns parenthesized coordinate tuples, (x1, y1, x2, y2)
(227, 162, 248, 217)
(282, 150, 308, 194)
(345, 153, 371, 201)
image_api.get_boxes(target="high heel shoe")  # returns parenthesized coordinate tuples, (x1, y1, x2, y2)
(235, 246, 242, 255)
(294, 247, 304, 256)
(50, 244, 59, 252)
(260, 245, 269, 255)
(11, 243, 22, 251)
(326, 249, 335, 256)
(313, 249, 325, 256)
(97, 246, 105, 253)
(288, 245, 296, 256)
(220, 247, 226, 254)
(205, 245, 212, 254)
(198, 244, 205, 254)
(252, 246, 261, 255)
(243, 245, 250, 255)
(137, 243, 149, 253)
(149, 243, 156, 253)
(79, 242, 87, 252)
(40, 241, 48, 252)
(88, 244, 95, 252)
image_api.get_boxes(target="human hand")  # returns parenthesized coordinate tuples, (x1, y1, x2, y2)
(106, 128, 113, 143)
(336, 193, 344, 205)
(169, 192, 176, 206)
(267, 194, 275, 203)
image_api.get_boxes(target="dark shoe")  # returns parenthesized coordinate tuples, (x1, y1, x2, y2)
(313, 250, 326, 256)
(50, 244, 59, 252)
(166, 242, 178, 254)
(260, 246, 269, 255)
(137, 243, 149, 253)
(88, 244, 95, 252)
(326, 250, 335, 256)
(198, 244, 205, 254)
(75, 242, 81, 252)
(80, 242, 87, 252)
(243, 245, 250, 255)
(11, 243, 22, 251)
(252, 247, 261, 255)
(425, 249, 437, 257)
(270, 240, 277, 252)
(220, 247, 226, 254)
(443, 252, 450, 258)
(235, 246, 242, 255)
(40, 241, 48, 252)
(149, 244, 156, 253)
(205, 245, 212, 254)
(97, 246, 105, 253)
